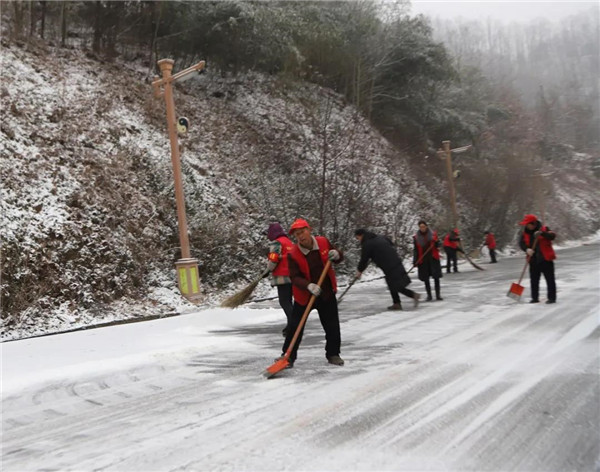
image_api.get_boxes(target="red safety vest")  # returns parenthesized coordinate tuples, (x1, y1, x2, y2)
(414, 231, 440, 262)
(443, 233, 459, 249)
(288, 236, 337, 305)
(523, 226, 556, 261)
(268, 236, 294, 277)
(485, 233, 496, 250)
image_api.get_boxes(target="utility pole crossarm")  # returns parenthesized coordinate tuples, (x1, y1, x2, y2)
(450, 144, 472, 154)
(152, 61, 205, 88)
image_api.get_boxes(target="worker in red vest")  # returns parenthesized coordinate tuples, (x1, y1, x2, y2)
(277, 218, 344, 368)
(265, 221, 295, 337)
(483, 230, 497, 263)
(518, 214, 557, 304)
(442, 228, 463, 273)
(413, 220, 443, 301)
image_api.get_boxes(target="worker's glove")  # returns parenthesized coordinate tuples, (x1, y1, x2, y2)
(266, 260, 277, 272)
(328, 249, 340, 261)
(307, 283, 322, 297)
(355, 271, 362, 279)
(526, 248, 534, 257)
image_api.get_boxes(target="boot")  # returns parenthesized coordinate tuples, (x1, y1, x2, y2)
(425, 281, 432, 301)
(435, 279, 443, 301)
(413, 293, 421, 308)
(387, 303, 402, 310)
(327, 355, 345, 366)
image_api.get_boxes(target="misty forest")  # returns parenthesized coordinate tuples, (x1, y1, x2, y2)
(1, 1, 598, 339)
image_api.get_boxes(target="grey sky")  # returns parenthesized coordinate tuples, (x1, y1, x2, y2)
(410, 1, 598, 22)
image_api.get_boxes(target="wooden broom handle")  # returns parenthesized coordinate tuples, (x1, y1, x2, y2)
(407, 243, 434, 274)
(517, 235, 540, 285)
(284, 260, 332, 357)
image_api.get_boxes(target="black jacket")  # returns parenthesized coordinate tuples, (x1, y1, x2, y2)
(357, 232, 411, 288)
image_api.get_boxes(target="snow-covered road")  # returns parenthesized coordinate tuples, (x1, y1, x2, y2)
(2, 245, 599, 471)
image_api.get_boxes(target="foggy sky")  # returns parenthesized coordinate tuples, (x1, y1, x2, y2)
(410, 1, 598, 22)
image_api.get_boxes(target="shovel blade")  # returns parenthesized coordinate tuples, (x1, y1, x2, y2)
(262, 358, 290, 379)
(507, 282, 524, 300)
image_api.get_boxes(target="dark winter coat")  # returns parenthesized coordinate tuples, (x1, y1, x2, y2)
(413, 229, 442, 281)
(519, 221, 556, 264)
(357, 232, 411, 290)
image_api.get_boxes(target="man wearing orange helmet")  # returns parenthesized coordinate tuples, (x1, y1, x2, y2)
(278, 218, 345, 367)
(518, 214, 557, 304)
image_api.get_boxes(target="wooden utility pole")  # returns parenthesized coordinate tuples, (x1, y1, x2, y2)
(152, 59, 205, 302)
(437, 141, 471, 228)
(443, 140, 459, 228)
(438, 141, 484, 271)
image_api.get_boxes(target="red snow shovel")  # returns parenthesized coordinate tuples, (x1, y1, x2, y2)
(507, 236, 539, 301)
(262, 260, 332, 379)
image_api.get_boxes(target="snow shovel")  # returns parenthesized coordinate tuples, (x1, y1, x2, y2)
(262, 260, 332, 378)
(507, 236, 539, 301)
(337, 275, 359, 305)
(220, 269, 270, 308)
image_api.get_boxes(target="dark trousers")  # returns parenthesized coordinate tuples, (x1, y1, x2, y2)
(424, 278, 441, 299)
(529, 260, 556, 302)
(386, 277, 416, 305)
(282, 297, 341, 363)
(444, 247, 458, 272)
(489, 248, 497, 263)
(277, 284, 293, 325)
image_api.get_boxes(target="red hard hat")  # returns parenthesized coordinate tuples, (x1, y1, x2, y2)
(519, 214, 538, 225)
(289, 218, 310, 233)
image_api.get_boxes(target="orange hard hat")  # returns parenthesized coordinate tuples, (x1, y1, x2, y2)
(289, 218, 310, 233)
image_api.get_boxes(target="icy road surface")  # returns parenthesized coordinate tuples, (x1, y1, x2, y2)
(2, 244, 599, 471)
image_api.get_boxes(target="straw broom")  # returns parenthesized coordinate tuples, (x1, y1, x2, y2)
(220, 270, 269, 308)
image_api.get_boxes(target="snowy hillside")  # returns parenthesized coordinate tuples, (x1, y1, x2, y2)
(2, 37, 599, 340)
(1, 40, 431, 340)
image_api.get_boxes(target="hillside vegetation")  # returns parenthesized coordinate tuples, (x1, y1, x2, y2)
(1, 1, 598, 339)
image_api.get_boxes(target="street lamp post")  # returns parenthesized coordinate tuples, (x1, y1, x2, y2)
(152, 58, 205, 302)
